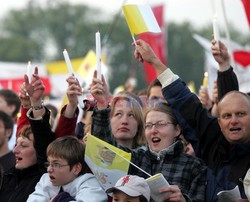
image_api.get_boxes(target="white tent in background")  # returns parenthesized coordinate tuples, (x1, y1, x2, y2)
(0, 62, 51, 94)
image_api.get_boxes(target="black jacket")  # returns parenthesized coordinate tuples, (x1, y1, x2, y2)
(0, 164, 44, 202)
(0, 108, 55, 202)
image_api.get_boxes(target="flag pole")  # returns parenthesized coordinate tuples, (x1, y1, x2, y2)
(107, 145, 152, 178)
(89, 135, 152, 178)
(220, 0, 236, 67)
(211, 0, 216, 14)
(132, 35, 137, 46)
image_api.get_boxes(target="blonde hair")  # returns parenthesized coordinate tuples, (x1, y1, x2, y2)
(110, 91, 146, 148)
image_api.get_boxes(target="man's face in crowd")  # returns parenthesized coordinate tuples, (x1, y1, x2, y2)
(0, 120, 11, 150)
(0, 96, 14, 117)
(148, 86, 163, 100)
(218, 92, 250, 144)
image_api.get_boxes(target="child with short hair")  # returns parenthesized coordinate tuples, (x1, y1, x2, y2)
(106, 175, 150, 202)
(27, 136, 107, 202)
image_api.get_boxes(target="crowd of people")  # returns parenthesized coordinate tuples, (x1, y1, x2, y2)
(0, 37, 249, 202)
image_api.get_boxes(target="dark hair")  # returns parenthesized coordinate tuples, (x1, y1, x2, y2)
(47, 136, 87, 175)
(139, 195, 148, 202)
(0, 110, 13, 140)
(0, 89, 21, 117)
(147, 79, 162, 98)
(112, 190, 148, 202)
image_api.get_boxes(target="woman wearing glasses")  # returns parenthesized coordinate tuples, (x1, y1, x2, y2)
(90, 73, 207, 201)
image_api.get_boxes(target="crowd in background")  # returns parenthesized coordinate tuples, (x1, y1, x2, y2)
(0, 37, 249, 202)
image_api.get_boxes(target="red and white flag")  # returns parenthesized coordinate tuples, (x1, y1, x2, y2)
(138, 4, 167, 84)
(193, 34, 250, 95)
(0, 62, 51, 95)
(241, 0, 250, 27)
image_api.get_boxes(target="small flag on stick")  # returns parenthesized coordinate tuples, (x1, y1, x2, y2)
(122, 4, 161, 41)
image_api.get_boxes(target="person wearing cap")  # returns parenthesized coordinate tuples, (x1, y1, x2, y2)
(106, 175, 150, 202)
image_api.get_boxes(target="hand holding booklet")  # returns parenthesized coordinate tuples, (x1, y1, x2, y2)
(146, 173, 172, 201)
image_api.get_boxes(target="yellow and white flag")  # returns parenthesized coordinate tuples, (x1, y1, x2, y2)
(122, 4, 161, 35)
(85, 135, 131, 190)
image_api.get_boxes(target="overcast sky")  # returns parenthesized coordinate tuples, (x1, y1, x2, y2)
(1, 0, 249, 34)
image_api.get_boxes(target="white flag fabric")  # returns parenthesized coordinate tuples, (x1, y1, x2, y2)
(122, 4, 161, 35)
(193, 34, 250, 95)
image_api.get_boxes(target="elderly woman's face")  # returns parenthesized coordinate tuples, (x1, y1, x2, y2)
(13, 133, 37, 170)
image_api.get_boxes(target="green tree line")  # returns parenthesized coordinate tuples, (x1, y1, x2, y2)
(0, 0, 249, 92)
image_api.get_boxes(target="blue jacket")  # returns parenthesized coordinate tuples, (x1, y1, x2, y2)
(162, 78, 250, 199)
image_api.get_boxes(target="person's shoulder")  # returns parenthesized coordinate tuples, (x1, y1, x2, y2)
(38, 173, 52, 185)
(179, 152, 205, 167)
(76, 173, 97, 183)
(73, 173, 103, 188)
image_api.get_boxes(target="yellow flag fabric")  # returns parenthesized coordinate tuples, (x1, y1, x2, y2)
(122, 4, 161, 35)
(46, 57, 84, 75)
(76, 50, 97, 78)
(85, 135, 131, 190)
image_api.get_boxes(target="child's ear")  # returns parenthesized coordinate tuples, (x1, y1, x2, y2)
(73, 163, 82, 175)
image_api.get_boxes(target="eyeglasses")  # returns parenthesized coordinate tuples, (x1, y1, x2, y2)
(144, 121, 173, 130)
(44, 162, 69, 169)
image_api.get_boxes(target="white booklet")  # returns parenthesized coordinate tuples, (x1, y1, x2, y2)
(146, 173, 171, 201)
(217, 185, 242, 202)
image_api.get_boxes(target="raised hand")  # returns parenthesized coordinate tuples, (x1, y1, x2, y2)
(19, 82, 31, 109)
(132, 39, 158, 65)
(211, 39, 230, 71)
(24, 67, 45, 106)
(198, 86, 212, 110)
(89, 70, 110, 110)
(66, 75, 82, 107)
(64, 75, 82, 118)
(132, 39, 167, 75)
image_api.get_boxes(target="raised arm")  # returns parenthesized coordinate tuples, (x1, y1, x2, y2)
(25, 67, 55, 165)
(133, 39, 219, 153)
(211, 39, 239, 100)
(133, 40, 167, 75)
(89, 70, 116, 144)
(54, 75, 80, 138)
(17, 83, 32, 134)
